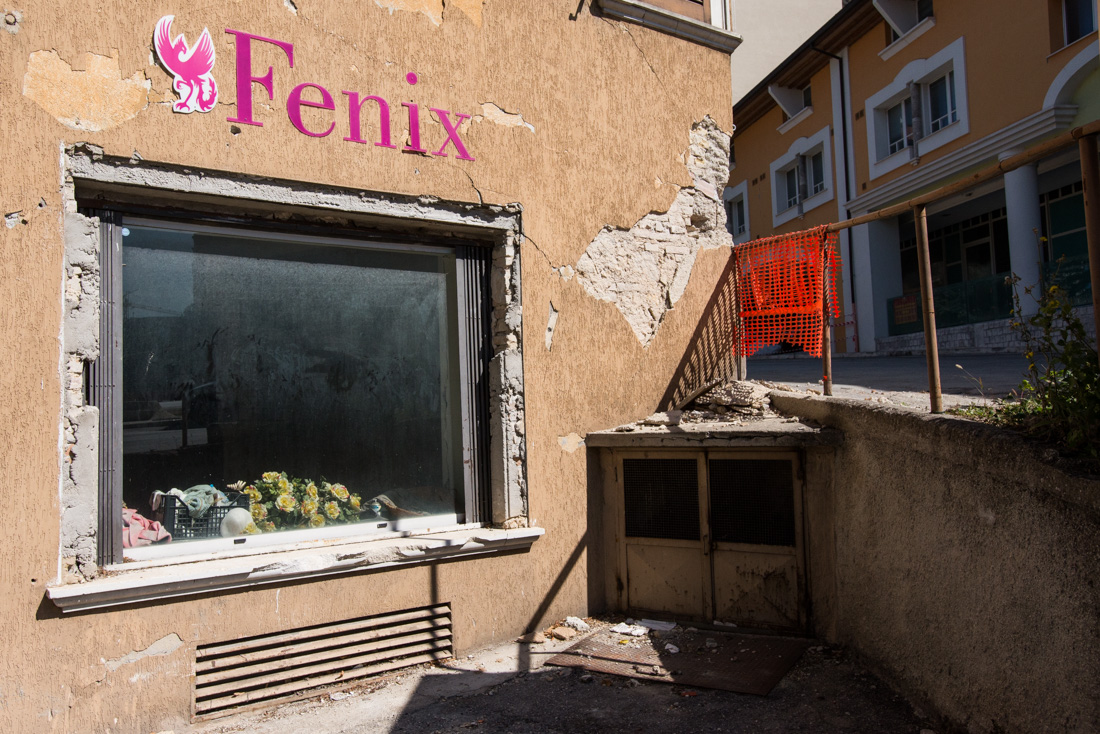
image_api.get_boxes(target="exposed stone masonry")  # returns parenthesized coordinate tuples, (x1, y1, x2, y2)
(575, 116, 731, 346)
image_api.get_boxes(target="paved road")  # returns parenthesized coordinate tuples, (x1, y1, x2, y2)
(748, 353, 1030, 398)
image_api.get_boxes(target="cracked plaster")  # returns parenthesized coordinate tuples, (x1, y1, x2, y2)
(575, 115, 731, 346)
(373, 0, 484, 27)
(23, 50, 150, 132)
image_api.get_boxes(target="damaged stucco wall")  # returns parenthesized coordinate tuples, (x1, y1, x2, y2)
(0, 0, 732, 730)
(772, 393, 1100, 734)
(575, 116, 730, 346)
(57, 186, 101, 582)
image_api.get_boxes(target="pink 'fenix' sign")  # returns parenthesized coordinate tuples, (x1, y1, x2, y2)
(154, 17, 474, 161)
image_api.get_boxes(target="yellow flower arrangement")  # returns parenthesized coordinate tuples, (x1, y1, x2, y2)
(242, 471, 365, 532)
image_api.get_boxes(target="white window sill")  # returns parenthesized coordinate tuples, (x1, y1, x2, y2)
(47, 526, 544, 613)
(777, 106, 813, 134)
(880, 17, 936, 62)
(594, 0, 742, 53)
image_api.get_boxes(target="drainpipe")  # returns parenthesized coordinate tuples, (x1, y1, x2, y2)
(813, 45, 855, 348)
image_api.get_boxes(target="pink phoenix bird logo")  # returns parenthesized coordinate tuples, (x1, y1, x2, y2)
(154, 15, 218, 114)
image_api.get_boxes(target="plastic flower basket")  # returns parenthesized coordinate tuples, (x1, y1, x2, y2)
(162, 492, 249, 540)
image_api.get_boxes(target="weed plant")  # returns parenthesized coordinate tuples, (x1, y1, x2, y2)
(954, 266, 1099, 464)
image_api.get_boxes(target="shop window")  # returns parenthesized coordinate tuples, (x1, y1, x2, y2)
(90, 215, 494, 562)
(1063, 0, 1098, 45)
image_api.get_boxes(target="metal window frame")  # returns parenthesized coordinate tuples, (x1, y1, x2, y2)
(88, 210, 494, 564)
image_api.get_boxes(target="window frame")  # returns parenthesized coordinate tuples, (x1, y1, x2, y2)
(1064, 0, 1099, 45)
(866, 37, 969, 180)
(81, 195, 504, 567)
(723, 181, 751, 244)
(769, 125, 834, 228)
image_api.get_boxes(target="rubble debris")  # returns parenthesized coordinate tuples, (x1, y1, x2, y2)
(518, 631, 546, 644)
(639, 619, 676, 632)
(552, 627, 578, 641)
(610, 623, 649, 637)
(563, 616, 591, 632)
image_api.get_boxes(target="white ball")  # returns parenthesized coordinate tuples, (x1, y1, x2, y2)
(220, 507, 254, 537)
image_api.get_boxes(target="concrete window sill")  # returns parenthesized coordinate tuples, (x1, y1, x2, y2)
(47, 526, 544, 613)
(595, 0, 742, 54)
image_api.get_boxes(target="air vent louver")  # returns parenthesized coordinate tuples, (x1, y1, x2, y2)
(193, 603, 452, 720)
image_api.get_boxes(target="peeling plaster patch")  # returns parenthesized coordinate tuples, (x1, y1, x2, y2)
(4, 9, 21, 33)
(558, 433, 585, 453)
(374, 0, 443, 26)
(545, 301, 559, 350)
(575, 116, 730, 346)
(284, 0, 298, 14)
(5, 211, 23, 228)
(23, 50, 150, 132)
(475, 103, 535, 133)
(446, 0, 485, 26)
(105, 634, 183, 672)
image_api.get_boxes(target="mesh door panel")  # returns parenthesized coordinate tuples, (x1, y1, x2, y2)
(623, 459, 700, 540)
(709, 459, 795, 546)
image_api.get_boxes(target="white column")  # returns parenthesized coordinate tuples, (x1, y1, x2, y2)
(1003, 161, 1043, 315)
(851, 224, 877, 352)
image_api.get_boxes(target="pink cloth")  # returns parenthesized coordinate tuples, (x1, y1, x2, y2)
(122, 508, 172, 548)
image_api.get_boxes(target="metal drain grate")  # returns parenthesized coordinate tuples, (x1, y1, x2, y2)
(193, 603, 452, 720)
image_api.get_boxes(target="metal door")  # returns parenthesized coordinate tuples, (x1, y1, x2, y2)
(618, 453, 710, 619)
(619, 451, 806, 632)
(707, 453, 806, 632)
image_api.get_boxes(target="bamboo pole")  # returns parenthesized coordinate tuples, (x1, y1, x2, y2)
(913, 204, 943, 413)
(1080, 133, 1100, 369)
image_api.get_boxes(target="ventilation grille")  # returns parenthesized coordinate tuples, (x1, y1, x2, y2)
(623, 458, 700, 540)
(709, 459, 795, 546)
(193, 603, 452, 720)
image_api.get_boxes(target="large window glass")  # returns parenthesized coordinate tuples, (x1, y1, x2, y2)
(104, 220, 486, 559)
(928, 71, 957, 133)
(1064, 0, 1098, 44)
(887, 99, 911, 155)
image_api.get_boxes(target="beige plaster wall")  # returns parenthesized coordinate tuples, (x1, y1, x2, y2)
(0, 1, 732, 730)
(774, 393, 1100, 734)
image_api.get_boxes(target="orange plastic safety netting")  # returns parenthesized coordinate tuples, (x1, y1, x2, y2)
(733, 225, 841, 358)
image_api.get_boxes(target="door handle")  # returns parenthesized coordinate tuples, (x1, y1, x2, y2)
(702, 533, 710, 556)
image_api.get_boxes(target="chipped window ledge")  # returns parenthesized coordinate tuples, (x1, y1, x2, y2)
(47, 526, 544, 613)
(595, 0, 742, 54)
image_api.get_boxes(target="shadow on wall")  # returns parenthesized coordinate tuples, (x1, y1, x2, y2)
(659, 255, 742, 411)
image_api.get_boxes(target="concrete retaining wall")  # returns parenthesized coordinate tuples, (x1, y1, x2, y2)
(772, 393, 1100, 734)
